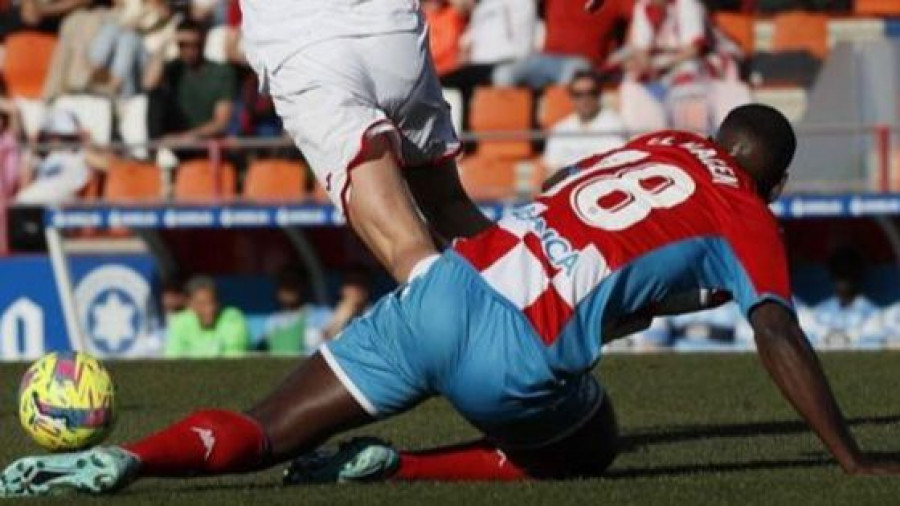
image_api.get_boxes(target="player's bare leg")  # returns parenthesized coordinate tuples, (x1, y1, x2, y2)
(404, 159, 493, 245)
(344, 134, 441, 282)
(0, 354, 374, 496)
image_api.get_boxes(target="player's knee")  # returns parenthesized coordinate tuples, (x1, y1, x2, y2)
(182, 409, 269, 473)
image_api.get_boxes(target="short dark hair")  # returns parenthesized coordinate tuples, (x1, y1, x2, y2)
(185, 275, 216, 296)
(714, 104, 796, 199)
(275, 268, 305, 292)
(569, 69, 601, 89)
(828, 247, 865, 282)
(176, 18, 206, 36)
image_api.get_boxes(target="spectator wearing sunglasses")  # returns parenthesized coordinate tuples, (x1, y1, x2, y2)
(542, 70, 626, 173)
(143, 17, 235, 147)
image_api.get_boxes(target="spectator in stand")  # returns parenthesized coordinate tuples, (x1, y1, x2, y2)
(0, 83, 23, 200)
(41, 0, 113, 100)
(440, 0, 537, 126)
(223, 0, 280, 137)
(323, 268, 372, 341)
(165, 275, 250, 358)
(87, 0, 173, 99)
(809, 247, 884, 349)
(493, 0, 632, 89)
(19, 0, 98, 34)
(15, 108, 109, 204)
(259, 269, 325, 356)
(543, 70, 626, 172)
(143, 18, 235, 145)
(614, 0, 749, 133)
(423, 0, 467, 77)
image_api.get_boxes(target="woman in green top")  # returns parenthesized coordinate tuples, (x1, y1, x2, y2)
(165, 276, 250, 358)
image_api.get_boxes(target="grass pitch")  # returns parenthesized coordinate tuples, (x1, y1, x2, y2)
(3, 352, 900, 505)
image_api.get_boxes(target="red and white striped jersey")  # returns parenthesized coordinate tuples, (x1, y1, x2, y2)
(453, 131, 791, 367)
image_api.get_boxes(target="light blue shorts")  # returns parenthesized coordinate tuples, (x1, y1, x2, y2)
(321, 251, 603, 447)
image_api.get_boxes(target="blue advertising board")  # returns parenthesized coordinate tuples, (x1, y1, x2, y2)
(0, 255, 159, 361)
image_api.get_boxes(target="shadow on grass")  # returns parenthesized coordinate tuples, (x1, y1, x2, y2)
(619, 414, 900, 452)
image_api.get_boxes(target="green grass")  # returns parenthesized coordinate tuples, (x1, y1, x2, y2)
(3, 352, 900, 505)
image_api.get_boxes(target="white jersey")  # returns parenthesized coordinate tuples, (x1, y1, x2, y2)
(241, 0, 422, 73)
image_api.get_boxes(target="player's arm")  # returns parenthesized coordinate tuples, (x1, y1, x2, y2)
(750, 301, 900, 475)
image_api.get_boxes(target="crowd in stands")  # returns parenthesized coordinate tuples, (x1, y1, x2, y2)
(155, 268, 372, 358)
(0, 0, 891, 204)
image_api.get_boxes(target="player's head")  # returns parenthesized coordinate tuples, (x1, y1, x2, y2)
(827, 247, 865, 304)
(714, 104, 796, 202)
(185, 275, 219, 328)
(275, 268, 305, 310)
(568, 70, 602, 122)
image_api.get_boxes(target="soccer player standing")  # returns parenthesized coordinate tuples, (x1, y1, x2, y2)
(239, 0, 493, 282)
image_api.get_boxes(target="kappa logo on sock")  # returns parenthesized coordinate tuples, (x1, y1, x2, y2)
(495, 449, 508, 468)
(191, 427, 216, 461)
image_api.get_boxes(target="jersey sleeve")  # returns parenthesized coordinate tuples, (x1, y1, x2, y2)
(723, 207, 794, 317)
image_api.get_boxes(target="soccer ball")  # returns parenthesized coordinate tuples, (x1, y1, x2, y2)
(18, 351, 116, 451)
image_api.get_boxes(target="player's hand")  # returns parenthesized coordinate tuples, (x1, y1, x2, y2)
(585, 0, 605, 12)
(844, 456, 900, 476)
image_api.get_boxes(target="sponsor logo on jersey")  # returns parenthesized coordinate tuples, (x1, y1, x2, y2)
(512, 204, 579, 276)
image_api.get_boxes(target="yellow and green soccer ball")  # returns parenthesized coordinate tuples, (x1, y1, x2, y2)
(18, 352, 116, 451)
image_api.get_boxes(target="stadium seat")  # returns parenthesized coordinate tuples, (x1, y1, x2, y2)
(104, 159, 162, 202)
(173, 159, 237, 202)
(458, 155, 543, 201)
(2, 32, 57, 99)
(855, 0, 900, 16)
(771, 11, 829, 60)
(243, 159, 308, 202)
(468, 87, 533, 159)
(714, 12, 755, 55)
(538, 85, 574, 130)
(53, 95, 113, 145)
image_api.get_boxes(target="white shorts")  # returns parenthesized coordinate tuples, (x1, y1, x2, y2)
(250, 16, 460, 213)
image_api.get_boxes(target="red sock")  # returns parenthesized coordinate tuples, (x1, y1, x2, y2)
(393, 440, 528, 481)
(122, 409, 269, 477)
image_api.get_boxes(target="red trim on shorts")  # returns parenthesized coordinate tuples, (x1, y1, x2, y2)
(338, 119, 403, 224)
(403, 142, 464, 170)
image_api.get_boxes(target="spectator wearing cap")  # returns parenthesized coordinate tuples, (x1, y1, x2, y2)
(15, 108, 108, 204)
(543, 70, 626, 172)
(143, 18, 235, 145)
(165, 275, 251, 358)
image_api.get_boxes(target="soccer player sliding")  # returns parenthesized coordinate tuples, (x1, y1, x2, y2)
(3, 104, 899, 498)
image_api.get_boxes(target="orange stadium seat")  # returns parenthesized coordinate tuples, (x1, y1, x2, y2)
(243, 159, 308, 202)
(714, 12, 755, 55)
(458, 156, 544, 201)
(468, 87, 533, 159)
(2, 32, 57, 99)
(104, 159, 162, 202)
(771, 11, 829, 60)
(174, 159, 237, 202)
(855, 0, 900, 16)
(538, 85, 574, 130)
